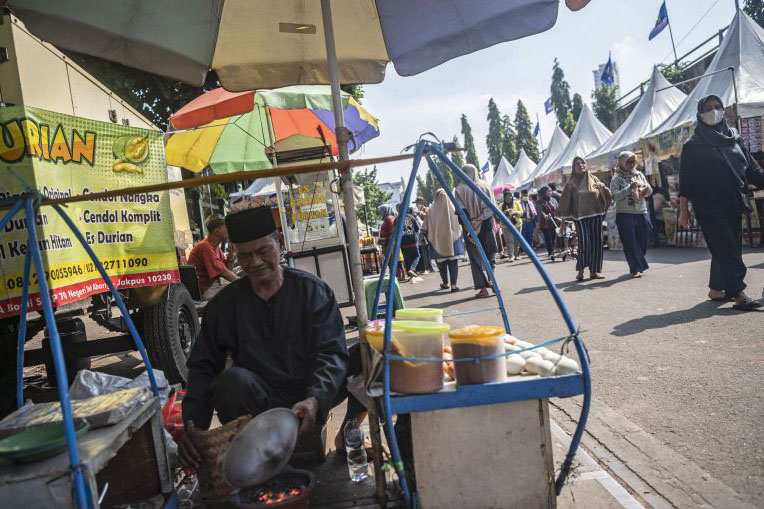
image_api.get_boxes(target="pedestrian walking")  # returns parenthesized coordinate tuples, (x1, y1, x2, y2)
(454, 164, 498, 299)
(414, 197, 435, 273)
(557, 157, 611, 281)
(537, 186, 558, 260)
(377, 204, 407, 281)
(397, 204, 422, 279)
(610, 151, 652, 278)
(500, 189, 523, 261)
(679, 94, 764, 310)
(519, 189, 537, 255)
(423, 189, 464, 292)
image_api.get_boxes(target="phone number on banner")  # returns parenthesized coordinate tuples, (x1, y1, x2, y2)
(2, 253, 178, 292)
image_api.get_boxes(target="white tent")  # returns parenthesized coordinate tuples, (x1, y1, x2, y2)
(508, 149, 537, 187)
(547, 103, 612, 175)
(586, 66, 686, 171)
(490, 156, 516, 188)
(524, 125, 570, 186)
(647, 10, 764, 143)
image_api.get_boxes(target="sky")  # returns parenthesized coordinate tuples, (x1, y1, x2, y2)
(355, 0, 738, 187)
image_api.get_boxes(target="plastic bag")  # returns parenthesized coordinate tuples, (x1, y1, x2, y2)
(69, 368, 170, 405)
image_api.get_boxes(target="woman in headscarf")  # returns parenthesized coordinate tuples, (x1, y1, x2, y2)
(537, 186, 558, 261)
(500, 188, 523, 261)
(377, 204, 406, 281)
(558, 157, 612, 281)
(422, 189, 464, 291)
(609, 151, 652, 278)
(679, 95, 764, 310)
(396, 203, 423, 279)
(454, 164, 498, 299)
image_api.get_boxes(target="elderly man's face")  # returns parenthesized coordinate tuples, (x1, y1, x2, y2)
(235, 233, 281, 285)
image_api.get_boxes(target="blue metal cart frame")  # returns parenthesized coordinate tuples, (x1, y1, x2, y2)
(1, 194, 160, 509)
(370, 140, 592, 507)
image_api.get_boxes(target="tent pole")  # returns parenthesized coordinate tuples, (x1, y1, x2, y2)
(320, 0, 386, 503)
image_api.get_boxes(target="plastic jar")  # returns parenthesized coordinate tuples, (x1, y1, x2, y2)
(449, 325, 507, 385)
(394, 308, 444, 323)
(367, 320, 450, 394)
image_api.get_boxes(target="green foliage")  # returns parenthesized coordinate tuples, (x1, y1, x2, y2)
(416, 160, 454, 204)
(209, 183, 228, 202)
(500, 114, 517, 165)
(572, 93, 584, 121)
(592, 85, 619, 131)
(341, 85, 365, 103)
(550, 58, 576, 136)
(353, 166, 392, 225)
(656, 62, 686, 84)
(450, 136, 464, 187)
(486, 98, 504, 169)
(64, 51, 218, 129)
(514, 100, 540, 163)
(460, 114, 480, 168)
(744, 0, 764, 27)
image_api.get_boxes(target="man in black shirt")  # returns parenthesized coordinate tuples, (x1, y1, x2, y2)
(178, 206, 349, 468)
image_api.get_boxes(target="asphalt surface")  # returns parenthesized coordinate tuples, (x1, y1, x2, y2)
(394, 246, 764, 505)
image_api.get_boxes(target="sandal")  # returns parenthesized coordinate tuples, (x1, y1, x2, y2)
(575, 272, 585, 281)
(440, 283, 449, 290)
(708, 290, 731, 302)
(631, 272, 642, 278)
(590, 273, 605, 280)
(732, 298, 762, 311)
(450, 286, 460, 292)
(475, 289, 491, 299)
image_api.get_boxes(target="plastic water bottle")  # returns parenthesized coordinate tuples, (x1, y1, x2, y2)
(344, 418, 369, 482)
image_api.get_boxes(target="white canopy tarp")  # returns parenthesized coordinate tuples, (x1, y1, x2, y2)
(491, 156, 516, 188)
(230, 178, 278, 201)
(647, 10, 764, 139)
(508, 149, 537, 187)
(525, 125, 570, 185)
(586, 66, 686, 171)
(547, 104, 612, 175)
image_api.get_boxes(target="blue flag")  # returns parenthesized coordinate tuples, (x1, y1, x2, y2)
(480, 161, 490, 176)
(533, 122, 540, 137)
(544, 97, 554, 114)
(600, 53, 615, 86)
(649, 1, 669, 41)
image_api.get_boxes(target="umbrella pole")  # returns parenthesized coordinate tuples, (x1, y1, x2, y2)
(320, 0, 387, 504)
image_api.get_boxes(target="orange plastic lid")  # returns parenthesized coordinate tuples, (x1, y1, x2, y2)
(449, 325, 505, 345)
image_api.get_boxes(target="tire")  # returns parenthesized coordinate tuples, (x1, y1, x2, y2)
(138, 284, 199, 385)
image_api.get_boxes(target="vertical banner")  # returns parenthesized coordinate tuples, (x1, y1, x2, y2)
(0, 106, 178, 318)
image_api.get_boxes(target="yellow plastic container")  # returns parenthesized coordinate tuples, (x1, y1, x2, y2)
(449, 325, 507, 385)
(367, 320, 450, 394)
(394, 308, 444, 323)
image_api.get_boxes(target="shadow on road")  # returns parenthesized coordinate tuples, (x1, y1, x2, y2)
(515, 273, 632, 295)
(748, 262, 764, 270)
(610, 300, 741, 337)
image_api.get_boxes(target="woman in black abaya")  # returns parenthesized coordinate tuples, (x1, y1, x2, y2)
(678, 95, 764, 310)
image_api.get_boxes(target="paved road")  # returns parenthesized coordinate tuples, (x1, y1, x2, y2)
(395, 246, 764, 506)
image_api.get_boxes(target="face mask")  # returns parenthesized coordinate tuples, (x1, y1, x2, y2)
(700, 109, 724, 126)
(522, 196, 528, 202)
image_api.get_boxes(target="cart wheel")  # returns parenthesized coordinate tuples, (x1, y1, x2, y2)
(138, 284, 199, 385)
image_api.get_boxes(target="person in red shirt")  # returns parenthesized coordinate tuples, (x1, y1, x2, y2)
(188, 215, 238, 299)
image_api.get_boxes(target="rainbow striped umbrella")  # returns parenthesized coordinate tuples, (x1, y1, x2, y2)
(165, 86, 379, 174)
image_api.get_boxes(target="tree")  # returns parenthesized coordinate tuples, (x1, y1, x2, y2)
(353, 166, 392, 226)
(460, 114, 480, 168)
(514, 100, 540, 163)
(341, 85, 365, 103)
(500, 114, 517, 165)
(592, 85, 619, 131)
(486, 98, 504, 169)
(550, 58, 576, 136)
(572, 93, 584, 121)
(744, 0, 764, 28)
(64, 51, 218, 129)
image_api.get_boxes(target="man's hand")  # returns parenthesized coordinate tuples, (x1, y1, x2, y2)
(292, 397, 319, 436)
(177, 432, 201, 470)
(470, 220, 481, 232)
(594, 182, 606, 190)
(679, 209, 692, 229)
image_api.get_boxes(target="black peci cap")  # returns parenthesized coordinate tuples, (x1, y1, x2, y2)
(225, 206, 276, 243)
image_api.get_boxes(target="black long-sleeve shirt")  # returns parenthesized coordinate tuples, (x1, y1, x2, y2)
(680, 136, 764, 216)
(182, 268, 349, 430)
